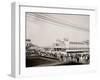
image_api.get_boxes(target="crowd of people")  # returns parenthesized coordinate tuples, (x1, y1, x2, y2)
(26, 46, 90, 64)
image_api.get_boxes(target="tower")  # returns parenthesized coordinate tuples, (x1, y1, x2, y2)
(64, 38, 69, 49)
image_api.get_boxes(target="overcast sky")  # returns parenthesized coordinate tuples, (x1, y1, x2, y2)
(26, 12, 89, 47)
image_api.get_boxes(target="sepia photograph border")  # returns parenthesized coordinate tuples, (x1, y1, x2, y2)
(11, 2, 96, 78)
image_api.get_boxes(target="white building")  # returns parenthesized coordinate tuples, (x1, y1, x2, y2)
(53, 38, 89, 52)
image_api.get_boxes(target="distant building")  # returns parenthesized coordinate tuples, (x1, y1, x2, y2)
(52, 38, 89, 52)
(69, 41, 89, 49)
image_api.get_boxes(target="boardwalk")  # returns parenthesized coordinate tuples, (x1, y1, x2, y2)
(26, 56, 59, 67)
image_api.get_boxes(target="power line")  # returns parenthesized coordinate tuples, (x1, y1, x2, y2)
(28, 13, 89, 32)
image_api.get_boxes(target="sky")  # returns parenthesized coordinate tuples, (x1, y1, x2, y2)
(26, 12, 89, 47)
